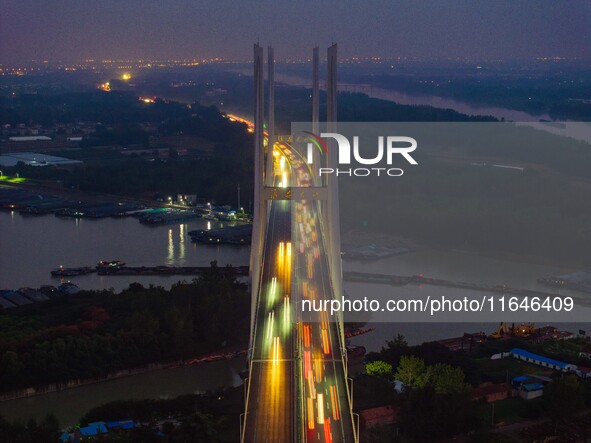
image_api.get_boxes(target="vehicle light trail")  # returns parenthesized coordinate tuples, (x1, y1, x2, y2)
(324, 418, 333, 443)
(317, 393, 325, 424)
(330, 385, 340, 421)
(321, 329, 331, 355)
(307, 397, 315, 430)
(266, 311, 274, 343)
(303, 324, 311, 347)
(273, 336, 280, 365)
(314, 353, 323, 381)
(307, 372, 316, 399)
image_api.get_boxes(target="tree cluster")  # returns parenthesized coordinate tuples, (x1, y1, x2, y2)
(0, 263, 249, 392)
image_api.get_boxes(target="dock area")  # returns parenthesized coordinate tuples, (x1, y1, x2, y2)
(538, 271, 591, 294)
(343, 244, 410, 260)
(96, 265, 249, 276)
(189, 224, 252, 245)
(0, 187, 246, 224)
(138, 209, 202, 225)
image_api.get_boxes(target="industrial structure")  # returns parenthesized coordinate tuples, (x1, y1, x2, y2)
(241, 44, 357, 442)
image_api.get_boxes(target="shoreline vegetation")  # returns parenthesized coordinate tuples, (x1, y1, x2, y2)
(0, 264, 251, 397)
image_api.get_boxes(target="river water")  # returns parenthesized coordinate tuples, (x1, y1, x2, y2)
(0, 211, 250, 291)
(0, 359, 245, 427)
(341, 250, 591, 350)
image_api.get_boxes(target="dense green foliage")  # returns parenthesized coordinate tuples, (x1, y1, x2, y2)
(0, 414, 60, 443)
(394, 356, 430, 388)
(543, 374, 586, 426)
(361, 334, 591, 441)
(1, 91, 207, 129)
(0, 263, 249, 392)
(365, 334, 480, 386)
(365, 360, 393, 378)
(359, 338, 478, 441)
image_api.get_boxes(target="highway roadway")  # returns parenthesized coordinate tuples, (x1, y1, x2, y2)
(242, 130, 355, 442)
(289, 143, 355, 443)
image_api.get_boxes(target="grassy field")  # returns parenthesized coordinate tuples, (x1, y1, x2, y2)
(475, 397, 541, 426)
(475, 357, 552, 384)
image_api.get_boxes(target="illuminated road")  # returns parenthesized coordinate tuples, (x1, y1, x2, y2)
(240, 113, 355, 442)
(242, 136, 296, 442)
(243, 199, 294, 442)
(288, 142, 355, 443)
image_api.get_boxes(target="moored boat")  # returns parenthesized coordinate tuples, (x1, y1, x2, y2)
(96, 260, 126, 269)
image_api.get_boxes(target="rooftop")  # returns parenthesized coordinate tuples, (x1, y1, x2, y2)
(0, 152, 83, 167)
(8, 136, 52, 142)
(511, 348, 571, 368)
(521, 382, 544, 392)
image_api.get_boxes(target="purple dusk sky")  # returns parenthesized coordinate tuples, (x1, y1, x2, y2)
(1, 0, 590, 63)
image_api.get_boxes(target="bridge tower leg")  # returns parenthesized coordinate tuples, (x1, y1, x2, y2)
(324, 44, 347, 357)
(265, 46, 275, 186)
(248, 44, 266, 359)
(311, 46, 321, 184)
(312, 46, 319, 135)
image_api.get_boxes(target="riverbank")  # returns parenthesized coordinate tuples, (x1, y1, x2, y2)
(0, 347, 247, 403)
(0, 357, 245, 427)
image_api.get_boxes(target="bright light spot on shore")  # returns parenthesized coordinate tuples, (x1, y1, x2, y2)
(122, 73, 131, 80)
(0, 176, 26, 183)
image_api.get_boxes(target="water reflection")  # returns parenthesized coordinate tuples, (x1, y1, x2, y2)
(0, 212, 251, 291)
(167, 228, 174, 264)
(179, 224, 185, 261)
(166, 225, 188, 264)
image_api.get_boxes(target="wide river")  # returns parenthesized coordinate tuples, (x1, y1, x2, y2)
(0, 211, 251, 291)
(1, 211, 590, 425)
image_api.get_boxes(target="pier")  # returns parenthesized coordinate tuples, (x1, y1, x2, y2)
(343, 271, 565, 298)
(96, 265, 249, 276)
